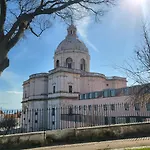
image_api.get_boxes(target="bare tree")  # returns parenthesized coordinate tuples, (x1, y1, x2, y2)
(122, 24, 150, 104)
(0, 0, 115, 74)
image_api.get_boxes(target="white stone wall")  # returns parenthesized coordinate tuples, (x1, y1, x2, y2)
(22, 100, 48, 132)
(23, 81, 30, 99)
(48, 71, 80, 97)
(54, 51, 90, 71)
(80, 76, 106, 94)
(23, 76, 48, 101)
(106, 78, 127, 89)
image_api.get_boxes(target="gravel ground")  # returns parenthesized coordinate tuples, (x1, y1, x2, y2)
(26, 137, 150, 150)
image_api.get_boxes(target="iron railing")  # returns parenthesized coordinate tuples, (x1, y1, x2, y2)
(0, 103, 150, 135)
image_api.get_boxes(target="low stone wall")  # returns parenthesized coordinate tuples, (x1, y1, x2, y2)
(0, 131, 46, 149)
(1, 122, 150, 149)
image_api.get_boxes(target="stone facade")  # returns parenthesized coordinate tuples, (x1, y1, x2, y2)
(22, 24, 127, 131)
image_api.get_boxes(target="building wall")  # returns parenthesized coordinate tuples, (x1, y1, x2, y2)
(60, 96, 150, 129)
(22, 99, 62, 131)
(23, 81, 30, 99)
(22, 100, 48, 131)
(48, 71, 80, 97)
(72, 96, 150, 117)
(80, 76, 127, 94)
(23, 75, 48, 102)
(106, 78, 127, 89)
(54, 51, 90, 71)
(80, 76, 106, 93)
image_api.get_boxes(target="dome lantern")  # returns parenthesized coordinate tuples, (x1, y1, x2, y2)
(67, 24, 77, 37)
(55, 24, 89, 53)
(54, 24, 90, 72)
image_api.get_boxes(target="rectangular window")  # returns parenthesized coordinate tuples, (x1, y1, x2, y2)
(110, 89, 115, 97)
(92, 93, 95, 98)
(89, 93, 92, 99)
(95, 92, 100, 98)
(80, 64, 83, 70)
(123, 88, 129, 95)
(111, 104, 115, 111)
(35, 112, 38, 115)
(69, 85, 72, 93)
(124, 103, 129, 111)
(52, 108, 55, 116)
(35, 120, 38, 123)
(79, 95, 82, 100)
(111, 117, 116, 124)
(85, 93, 89, 99)
(24, 92, 27, 98)
(52, 121, 55, 125)
(103, 104, 108, 111)
(68, 63, 72, 69)
(146, 103, 150, 111)
(83, 94, 85, 99)
(103, 90, 110, 98)
(135, 103, 140, 111)
(87, 93, 90, 99)
(95, 92, 98, 98)
(53, 86, 55, 93)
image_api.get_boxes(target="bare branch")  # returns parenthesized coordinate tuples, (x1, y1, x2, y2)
(120, 24, 150, 104)
(7, 21, 28, 50)
(0, 0, 115, 73)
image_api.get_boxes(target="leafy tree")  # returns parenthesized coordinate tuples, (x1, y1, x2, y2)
(0, 117, 17, 134)
(0, 0, 115, 74)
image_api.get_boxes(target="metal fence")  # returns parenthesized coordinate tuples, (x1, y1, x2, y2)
(1, 103, 150, 135)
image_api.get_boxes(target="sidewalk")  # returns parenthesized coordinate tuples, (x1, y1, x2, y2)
(27, 137, 150, 150)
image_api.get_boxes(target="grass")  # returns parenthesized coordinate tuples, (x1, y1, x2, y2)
(126, 147, 150, 150)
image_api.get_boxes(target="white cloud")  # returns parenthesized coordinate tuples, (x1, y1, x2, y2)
(6, 91, 23, 95)
(75, 9, 99, 52)
(84, 38, 99, 52)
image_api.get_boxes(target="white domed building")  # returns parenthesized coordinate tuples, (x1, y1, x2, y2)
(22, 25, 128, 131)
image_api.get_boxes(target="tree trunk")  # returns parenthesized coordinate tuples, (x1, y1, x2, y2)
(0, 43, 9, 75)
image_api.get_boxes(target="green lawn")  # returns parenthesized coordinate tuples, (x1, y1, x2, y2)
(127, 148, 150, 150)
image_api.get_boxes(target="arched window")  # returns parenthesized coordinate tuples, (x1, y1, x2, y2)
(80, 58, 85, 71)
(66, 57, 73, 69)
(56, 60, 59, 67)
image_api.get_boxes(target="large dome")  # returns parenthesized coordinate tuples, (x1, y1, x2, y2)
(55, 24, 88, 53)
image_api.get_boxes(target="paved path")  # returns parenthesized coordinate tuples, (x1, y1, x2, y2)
(27, 137, 150, 150)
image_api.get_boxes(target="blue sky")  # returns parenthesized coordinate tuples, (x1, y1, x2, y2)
(0, 0, 150, 109)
